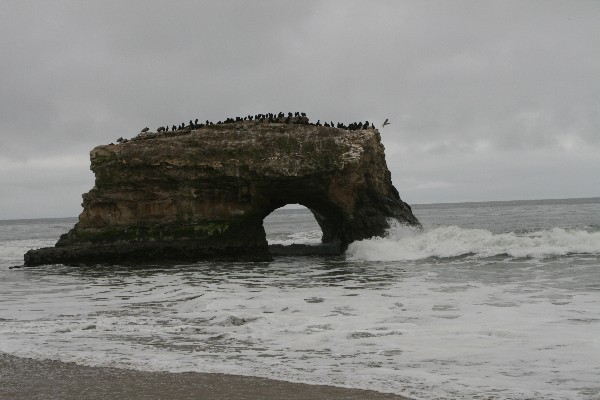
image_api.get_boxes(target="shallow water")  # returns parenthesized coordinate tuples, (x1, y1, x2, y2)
(1, 198, 600, 400)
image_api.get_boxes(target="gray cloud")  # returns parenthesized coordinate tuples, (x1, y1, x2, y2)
(1, 0, 599, 218)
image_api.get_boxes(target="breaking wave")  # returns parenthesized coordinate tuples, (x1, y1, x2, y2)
(346, 221, 600, 261)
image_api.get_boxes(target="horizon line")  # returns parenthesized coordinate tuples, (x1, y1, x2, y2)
(2, 195, 599, 222)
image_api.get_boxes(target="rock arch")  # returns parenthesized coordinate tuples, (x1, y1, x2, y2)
(256, 187, 346, 245)
(24, 121, 420, 266)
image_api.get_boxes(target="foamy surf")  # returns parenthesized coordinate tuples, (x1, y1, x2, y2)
(267, 229, 323, 245)
(3, 200, 600, 400)
(346, 221, 600, 261)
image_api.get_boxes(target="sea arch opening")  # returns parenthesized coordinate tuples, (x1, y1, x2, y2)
(263, 204, 322, 245)
(261, 203, 344, 256)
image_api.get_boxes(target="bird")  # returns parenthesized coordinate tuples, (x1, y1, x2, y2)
(382, 119, 390, 128)
(141, 127, 149, 133)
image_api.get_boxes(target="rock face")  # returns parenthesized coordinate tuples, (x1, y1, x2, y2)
(24, 121, 420, 266)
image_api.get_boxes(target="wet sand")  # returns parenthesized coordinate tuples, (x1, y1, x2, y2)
(0, 353, 411, 400)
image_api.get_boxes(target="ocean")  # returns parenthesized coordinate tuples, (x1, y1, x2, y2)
(1, 198, 599, 400)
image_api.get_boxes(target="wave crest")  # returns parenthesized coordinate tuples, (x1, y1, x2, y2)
(346, 222, 600, 261)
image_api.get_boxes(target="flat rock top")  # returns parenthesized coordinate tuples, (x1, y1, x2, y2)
(93, 122, 383, 177)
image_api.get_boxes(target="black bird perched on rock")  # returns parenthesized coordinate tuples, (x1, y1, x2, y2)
(382, 118, 390, 128)
(141, 127, 149, 133)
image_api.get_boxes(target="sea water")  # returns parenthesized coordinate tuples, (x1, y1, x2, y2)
(1, 198, 599, 400)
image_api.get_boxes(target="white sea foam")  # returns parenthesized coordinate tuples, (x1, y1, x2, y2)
(267, 229, 323, 245)
(347, 221, 600, 261)
(2, 264, 599, 400)
(0, 238, 55, 264)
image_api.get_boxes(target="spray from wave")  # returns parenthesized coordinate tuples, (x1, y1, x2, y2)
(346, 221, 600, 261)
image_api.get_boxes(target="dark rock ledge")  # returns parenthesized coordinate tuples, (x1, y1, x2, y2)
(24, 121, 420, 266)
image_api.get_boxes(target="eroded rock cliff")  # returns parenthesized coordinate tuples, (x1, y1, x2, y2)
(24, 121, 419, 266)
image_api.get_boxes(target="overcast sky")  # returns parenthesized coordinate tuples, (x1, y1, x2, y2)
(1, 1, 599, 219)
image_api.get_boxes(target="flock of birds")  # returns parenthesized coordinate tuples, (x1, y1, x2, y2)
(121, 113, 390, 143)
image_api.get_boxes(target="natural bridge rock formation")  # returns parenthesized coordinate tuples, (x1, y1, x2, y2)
(24, 121, 420, 266)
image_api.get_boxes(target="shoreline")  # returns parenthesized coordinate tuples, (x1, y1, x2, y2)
(0, 352, 412, 400)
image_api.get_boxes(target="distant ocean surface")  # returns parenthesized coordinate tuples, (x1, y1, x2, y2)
(1, 198, 600, 400)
